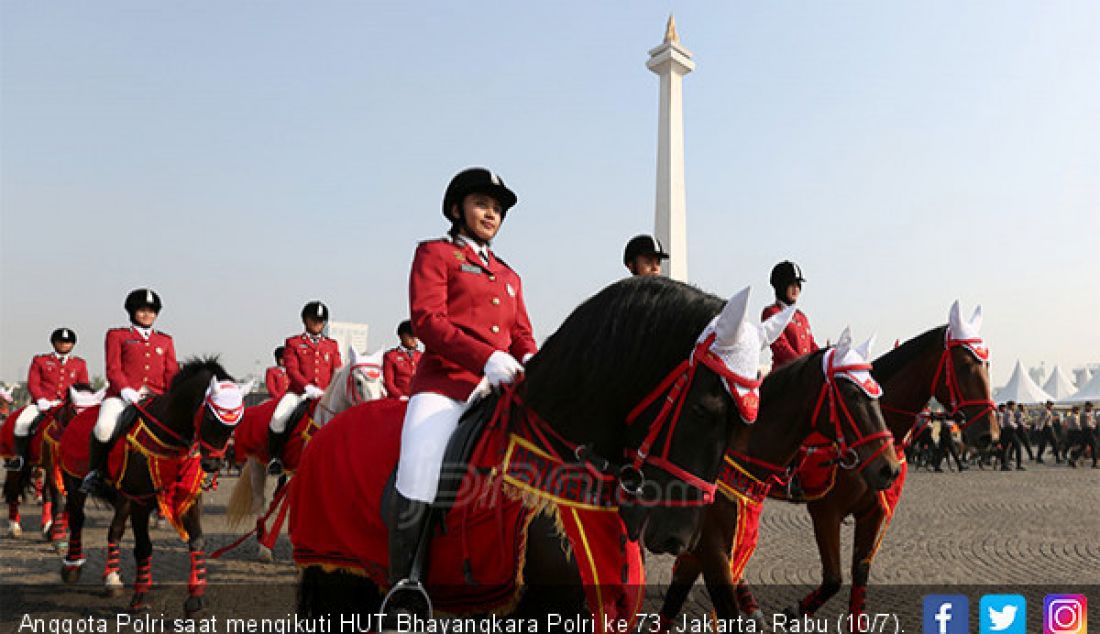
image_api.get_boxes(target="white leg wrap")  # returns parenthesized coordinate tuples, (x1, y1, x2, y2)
(93, 398, 127, 443)
(12, 405, 41, 437)
(395, 392, 464, 504)
(269, 393, 303, 434)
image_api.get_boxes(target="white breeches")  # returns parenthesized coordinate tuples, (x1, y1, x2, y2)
(269, 392, 304, 433)
(93, 398, 127, 443)
(13, 405, 41, 437)
(396, 392, 465, 504)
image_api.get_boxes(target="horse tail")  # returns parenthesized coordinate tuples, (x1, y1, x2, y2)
(226, 458, 256, 528)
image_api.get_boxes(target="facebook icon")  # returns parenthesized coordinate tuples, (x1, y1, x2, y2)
(923, 595, 969, 634)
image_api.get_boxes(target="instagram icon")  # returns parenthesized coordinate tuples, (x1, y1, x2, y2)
(1045, 595, 1087, 634)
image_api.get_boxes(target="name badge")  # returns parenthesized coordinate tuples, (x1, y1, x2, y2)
(460, 264, 483, 274)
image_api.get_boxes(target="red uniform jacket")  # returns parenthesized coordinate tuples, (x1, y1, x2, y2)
(408, 238, 538, 402)
(762, 302, 818, 370)
(105, 327, 179, 398)
(28, 354, 90, 402)
(382, 347, 422, 398)
(265, 366, 290, 400)
(284, 334, 342, 393)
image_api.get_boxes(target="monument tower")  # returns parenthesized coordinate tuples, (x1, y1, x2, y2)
(647, 15, 694, 281)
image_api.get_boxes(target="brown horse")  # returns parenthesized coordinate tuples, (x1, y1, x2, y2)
(59, 359, 247, 617)
(660, 303, 995, 629)
(658, 329, 902, 628)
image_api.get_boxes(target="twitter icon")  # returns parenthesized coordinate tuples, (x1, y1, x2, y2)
(980, 594, 1026, 634)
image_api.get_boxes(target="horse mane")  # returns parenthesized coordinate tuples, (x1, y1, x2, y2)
(524, 276, 725, 427)
(759, 350, 824, 404)
(872, 326, 946, 383)
(170, 356, 235, 391)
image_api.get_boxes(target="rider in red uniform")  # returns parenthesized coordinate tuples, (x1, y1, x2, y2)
(762, 260, 818, 370)
(389, 167, 537, 586)
(623, 234, 669, 277)
(4, 328, 89, 471)
(264, 346, 290, 401)
(382, 321, 421, 400)
(82, 289, 179, 493)
(266, 301, 342, 474)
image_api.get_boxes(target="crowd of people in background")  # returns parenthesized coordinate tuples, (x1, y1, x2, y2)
(907, 400, 1100, 471)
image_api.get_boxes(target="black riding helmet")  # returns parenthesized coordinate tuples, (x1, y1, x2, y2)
(623, 234, 669, 267)
(769, 261, 806, 293)
(124, 288, 163, 316)
(274, 346, 286, 363)
(397, 320, 414, 337)
(301, 301, 329, 322)
(442, 168, 518, 224)
(50, 328, 77, 345)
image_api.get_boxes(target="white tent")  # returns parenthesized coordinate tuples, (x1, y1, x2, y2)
(994, 360, 1053, 404)
(1042, 366, 1078, 401)
(1065, 370, 1100, 404)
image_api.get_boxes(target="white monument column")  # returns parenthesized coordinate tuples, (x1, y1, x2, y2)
(647, 15, 694, 282)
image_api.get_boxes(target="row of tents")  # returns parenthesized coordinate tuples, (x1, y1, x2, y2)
(994, 362, 1099, 404)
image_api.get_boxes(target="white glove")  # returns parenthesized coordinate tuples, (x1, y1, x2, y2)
(521, 353, 535, 365)
(304, 385, 325, 399)
(120, 388, 141, 404)
(484, 351, 523, 387)
(36, 399, 53, 412)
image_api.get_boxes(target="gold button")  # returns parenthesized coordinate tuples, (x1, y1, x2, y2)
(144, 365, 150, 370)
(491, 297, 501, 305)
(491, 325, 500, 334)
(488, 275, 496, 282)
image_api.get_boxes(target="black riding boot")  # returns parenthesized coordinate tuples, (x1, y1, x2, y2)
(80, 437, 111, 494)
(3, 435, 30, 471)
(388, 493, 431, 585)
(266, 427, 290, 475)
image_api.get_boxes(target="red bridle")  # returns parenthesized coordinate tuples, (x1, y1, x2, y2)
(618, 333, 763, 508)
(132, 389, 243, 459)
(882, 333, 995, 443)
(344, 362, 383, 406)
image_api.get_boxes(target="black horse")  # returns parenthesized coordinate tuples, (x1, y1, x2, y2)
(296, 277, 788, 621)
(60, 357, 243, 617)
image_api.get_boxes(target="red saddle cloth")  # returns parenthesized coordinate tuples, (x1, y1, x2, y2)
(60, 404, 204, 541)
(234, 398, 317, 470)
(290, 398, 644, 625)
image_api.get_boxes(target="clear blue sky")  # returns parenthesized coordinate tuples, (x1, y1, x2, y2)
(2, 1, 1097, 387)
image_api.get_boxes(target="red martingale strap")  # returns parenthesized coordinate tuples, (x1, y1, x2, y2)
(132, 400, 191, 448)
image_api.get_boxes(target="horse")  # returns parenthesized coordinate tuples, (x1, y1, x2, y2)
(224, 346, 386, 562)
(657, 328, 902, 629)
(8, 385, 106, 549)
(58, 358, 249, 616)
(290, 278, 902, 626)
(660, 302, 995, 630)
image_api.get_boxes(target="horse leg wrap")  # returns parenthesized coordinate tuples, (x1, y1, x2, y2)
(134, 556, 153, 594)
(103, 542, 121, 579)
(42, 501, 53, 527)
(51, 514, 68, 541)
(735, 579, 760, 614)
(188, 550, 207, 597)
(848, 585, 867, 624)
(799, 587, 828, 617)
(34, 477, 44, 501)
(7, 502, 19, 523)
(64, 537, 85, 567)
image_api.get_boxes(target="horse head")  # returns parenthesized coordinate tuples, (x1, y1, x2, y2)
(196, 376, 250, 473)
(346, 346, 387, 404)
(937, 300, 996, 449)
(813, 327, 901, 491)
(620, 286, 796, 555)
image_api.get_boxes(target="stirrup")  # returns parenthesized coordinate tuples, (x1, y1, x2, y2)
(3, 456, 23, 471)
(380, 578, 433, 620)
(266, 458, 284, 476)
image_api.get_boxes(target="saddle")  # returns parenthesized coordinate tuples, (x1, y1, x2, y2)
(281, 398, 314, 440)
(380, 391, 502, 524)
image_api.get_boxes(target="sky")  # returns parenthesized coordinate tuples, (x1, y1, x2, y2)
(2, 1, 1098, 388)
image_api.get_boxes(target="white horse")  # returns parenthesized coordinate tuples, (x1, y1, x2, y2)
(226, 346, 387, 561)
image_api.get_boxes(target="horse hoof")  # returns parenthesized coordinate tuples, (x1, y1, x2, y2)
(128, 595, 152, 613)
(184, 596, 206, 618)
(7, 522, 22, 538)
(749, 610, 768, 633)
(41, 521, 53, 540)
(105, 572, 124, 597)
(257, 545, 274, 563)
(60, 563, 83, 583)
(782, 607, 800, 620)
